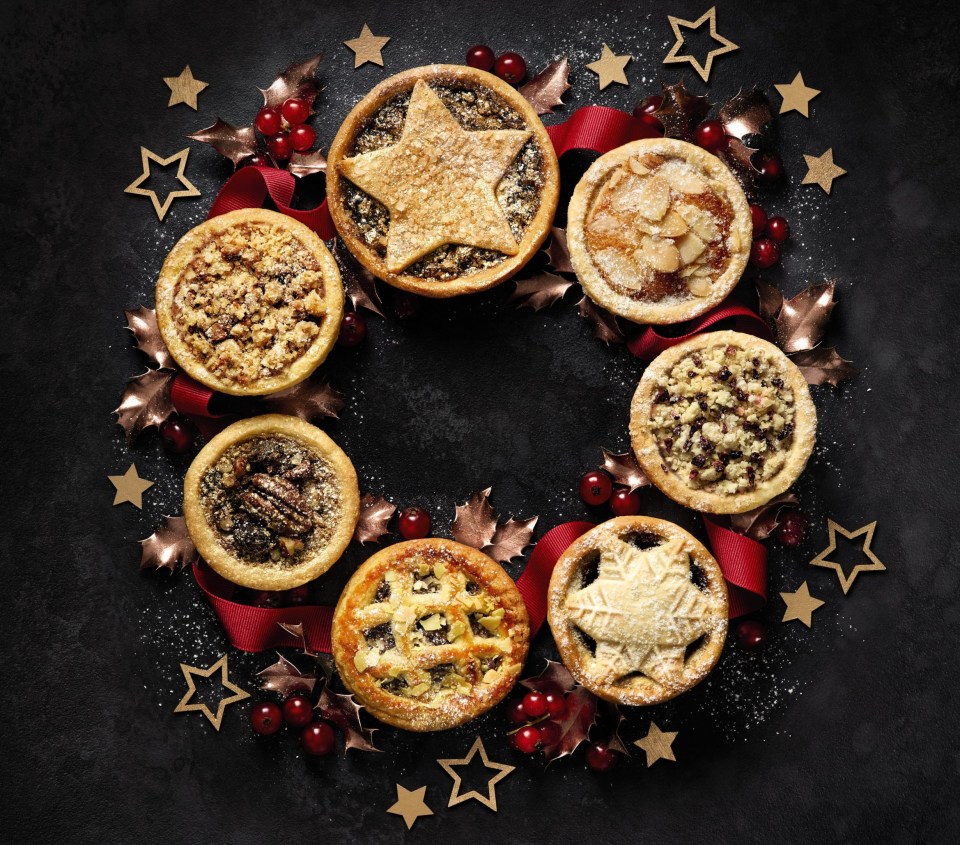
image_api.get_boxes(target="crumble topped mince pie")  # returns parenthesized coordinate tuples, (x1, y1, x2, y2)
(630, 331, 816, 514)
(548, 517, 728, 706)
(332, 538, 529, 731)
(183, 415, 359, 591)
(326, 65, 560, 297)
(156, 209, 343, 396)
(567, 138, 752, 324)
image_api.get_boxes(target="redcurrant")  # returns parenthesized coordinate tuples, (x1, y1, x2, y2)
(633, 95, 664, 133)
(579, 470, 613, 506)
(494, 52, 527, 85)
(522, 691, 548, 719)
(749, 204, 768, 236)
(250, 701, 283, 735)
(766, 216, 790, 244)
(282, 694, 314, 729)
(286, 585, 310, 605)
(281, 98, 310, 125)
(397, 507, 431, 540)
(244, 154, 273, 169)
(267, 132, 292, 161)
(750, 238, 780, 269)
(538, 720, 561, 747)
(543, 691, 568, 720)
(252, 590, 282, 608)
(755, 152, 784, 185)
(585, 742, 619, 772)
(735, 618, 767, 651)
(289, 124, 316, 153)
(511, 725, 541, 754)
(775, 510, 808, 547)
(506, 699, 528, 725)
(159, 417, 198, 456)
(609, 488, 642, 516)
(301, 721, 336, 756)
(255, 107, 281, 136)
(338, 311, 367, 347)
(694, 119, 725, 152)
(393, 292, 422, 320)
(466, 44, 495, 72)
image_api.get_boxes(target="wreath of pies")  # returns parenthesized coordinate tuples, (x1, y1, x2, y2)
(156, 208, 344, 396)
(332, 538, 530, 731)
(183, 414, 360, 591)
(326, 64, 560, 298)
(547, 516, 728, 706)
(630, 330, 817, 514)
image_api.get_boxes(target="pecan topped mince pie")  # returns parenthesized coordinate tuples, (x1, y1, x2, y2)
(326, 65, 560, 297)
(630, 331, 816, 514)
(332, 539, 529, 731)
(183, 415, 359, 590)
(156, 209, 343, 396)
(567, 138, 752, 324)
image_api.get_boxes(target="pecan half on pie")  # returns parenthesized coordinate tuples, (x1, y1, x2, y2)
(183, 415, 359, 590)
(332, 539, 529, 731)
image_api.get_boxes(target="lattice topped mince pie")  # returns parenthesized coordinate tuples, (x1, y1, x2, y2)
(183, 415, 359, 590)
(548, 517, 728, 706)
(332, 538, 530, 731)
(630, 331, 816, 514)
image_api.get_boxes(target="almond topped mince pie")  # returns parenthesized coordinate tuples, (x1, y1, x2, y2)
(548, 516, 728, 706)
(156, 208, 343, 396)
(630, 331, 816, 514)
(326, 65, 560, 297)
(183, 415, 359, 591)
(332, 538, 530, 731)
(567, 138, 752, 324)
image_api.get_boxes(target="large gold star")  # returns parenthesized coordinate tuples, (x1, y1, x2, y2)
(586, 44, 631, 90)
(338, 81, 531, 273)
(775, 72, 820, 117)
(780, 581, 825, 627)
(663, 7, 739, 83)
(802, 148, 847, 194)
(635, 721, 678, 767)
(124, 147, 201, 221)
(344, 23, 391, 68)
(438, 737, 514, 811)
(108, 463, 154, 509)
(810, 519, 886, 594)
(162, 65, 208, 109)
(173, 654, 250, 730)
(387, 784, 433, 829)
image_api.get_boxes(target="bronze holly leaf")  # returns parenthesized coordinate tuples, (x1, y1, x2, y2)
(577, 296, 625, 345)
(545, 226, 574, 274)
(519, 57, 571, 115)
(755, 278, 784, 326)
(316, 680, 381, 752)
(601, 701, 630, 756)
(277, 621, 320, 658)
(114, 369, 175, 443)
(508, 271, 574, 311)
(790, 347, 858, 387)
(138, 516, 197, 573)
(334, 239, 385, 317)
(775, 281, 837, 353)
(729, 492, 800, 540)
(520, 658, 577, 693)
(262, 377, 344, 421)
(354, 493, 397, 544)
(452, 487, 498, 550)
(259, 54, 323, 109)
(288, 149, 327, 178)
(487, 516, 539, 564)
(655, 80, 711, 141)
(187, 118, 259, 167)
(719, 88, 773, 148)
(257, 653, 317, 697)
(600, 448, 649, 492)
(124, 306, 175, 370)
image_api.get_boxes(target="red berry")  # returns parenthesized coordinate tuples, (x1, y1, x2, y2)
(282, 694, 314, 728)
(775, 510, 808, 547)
(522, 691, 548, 719)
(494, 52, 527, 85)
(255, 107, 281, 136)
(267, 132, 292, 160)
(511, 725, 541, 754)
(393, 292, 422, 320)
(301, 721, 336, 756)
(735, 618, 767, 651)
(543, 691, 567, 720)
(286, 585, 310, 605)
(538, 720, 561, 747)
(159, 417, 198, 455)
(750, 238, 780, 269)
(281, 98, 310, 125)
(585, 742, 619, 772)
(506, 699, 528, 725)
(252, 590, 282, 608)
(633, 95, 664, 134)
(694, 119, 725, 152)
(749, 204, 768, 235)
(289, 124, 316, 153)
(398, 507, 431, 540)
(755, 152, 784, 185)
(337, 311, 367, 347)
(579, 470, 613, 506)
(766, 216, 790, 244)
(250, 701, 283, 735)
(609, 487, 642, 516)
(466, 44, 495, 71)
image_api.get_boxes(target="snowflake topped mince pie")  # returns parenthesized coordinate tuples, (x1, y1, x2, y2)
(630, 331, 817, 514)
(326, 65, 560, 297)
(567, 138, 752, 324)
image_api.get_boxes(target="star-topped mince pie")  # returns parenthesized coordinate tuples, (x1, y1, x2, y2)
(567, 138, 752, 324)
(630, 331, 816, 514)
(326, 65, 560, 297)
(332, 538, 529, 731)
(548, 516, 728, 706)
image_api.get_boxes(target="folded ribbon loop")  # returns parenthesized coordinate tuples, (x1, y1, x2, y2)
(703, 517, 768, 618)
(545, 105, 660, 157)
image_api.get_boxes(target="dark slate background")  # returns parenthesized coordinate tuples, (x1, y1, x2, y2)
(2, 0, 958, 842)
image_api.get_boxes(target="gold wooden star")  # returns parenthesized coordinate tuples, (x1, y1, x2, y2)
(810, 519, 886, 594)
(774, 72, 820, 117)
(387, 784, 433, 829)
(174, 654, 250, 730)
(163, 65, 208, 110)
(802, 148, 846, 194)
(124, 147, 201, 221)
(438, 737, 514, 811)
(344, 23, 391, 68)
(780, 581, 824, 627)
(108, 463, 154, 509)
(586, 44, 631, 90)
(634, 721, 678, 767)
(663, 6, 739, 83)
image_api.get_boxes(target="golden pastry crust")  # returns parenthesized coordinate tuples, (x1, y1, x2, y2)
(567, 138, 752, 324)
(332, 539, 529, 731)
(547, 516, 727, 706)
(630, 331, 817, 514)
(326, 64, 560, 298)
(183, 415, 359, 590)
(156, 209, 343, 396)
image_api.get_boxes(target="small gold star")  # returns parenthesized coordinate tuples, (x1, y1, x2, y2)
(634, 721, 678, 767)
(810, 519, 886, 594)
(802, 148, 847, 194)
(124, 147, 201, 221)
(162, 65, 208, 110)
(387, 784, 433, 829)
(774, 72, 820, 117)
(662, 6, 739, 83)
(344, 23, 391, 68)
(438, 737, 514, 811)
(108, 463, 154, 509)
(586, 44, 631, 90)
(780, 581, 825, 627)
(173, 654, 250, 731)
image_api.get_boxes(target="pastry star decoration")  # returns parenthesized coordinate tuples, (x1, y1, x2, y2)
(338, 81, 531, 273)
(565, 538, 713, 685)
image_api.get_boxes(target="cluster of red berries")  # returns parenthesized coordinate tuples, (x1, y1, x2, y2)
(466, 45, 527, 85)
(250, 692, 337, 756)
(578, 470, 643, 516)
(252, 98, 316, 163)
(749, 204, 790, 269)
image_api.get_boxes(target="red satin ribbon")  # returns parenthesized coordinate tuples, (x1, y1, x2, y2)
(545, 105, 660, 156)
(170, 372, 233, 441)
(703, 517, 768, 618)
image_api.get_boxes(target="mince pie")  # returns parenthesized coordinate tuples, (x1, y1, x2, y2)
(332, 538, 529, 731)
(567, 138, 752, 324)
(548, 516, 728, 706)
(630, 331, 816, 514)
(326, 65, 560, 297)
(156, 208, 343, 396)
(183, 415, 359, 590)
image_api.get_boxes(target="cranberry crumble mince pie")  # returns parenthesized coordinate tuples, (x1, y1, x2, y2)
(630, 330, 817, 514)
(332, 538, 529, 731)
(548, 516, 728, 706)
(156, 208, 343, 396)
(567, 138, 752, 324)
(326, 65, 560, 297)
(183, 415, 359, 591)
